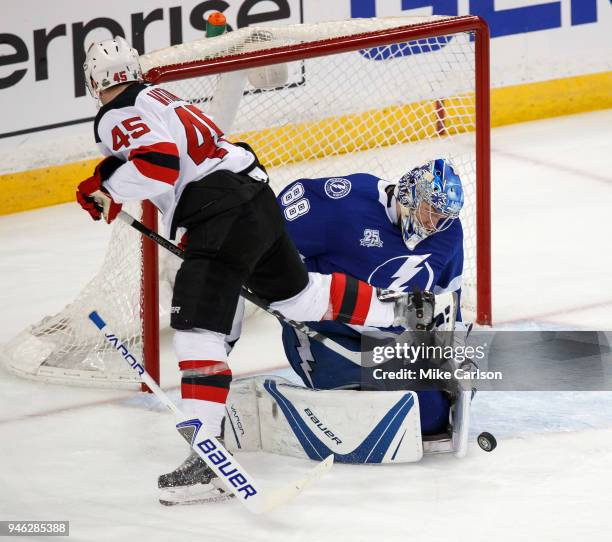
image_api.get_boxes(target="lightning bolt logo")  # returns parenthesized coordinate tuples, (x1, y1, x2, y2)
(295, 330, 315, 388)
(387, 255, 429, 291)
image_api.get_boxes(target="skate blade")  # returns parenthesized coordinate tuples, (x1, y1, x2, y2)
(159, 483, 234, 507)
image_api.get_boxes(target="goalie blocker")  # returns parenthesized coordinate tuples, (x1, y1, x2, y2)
(223, 376, 470, 463)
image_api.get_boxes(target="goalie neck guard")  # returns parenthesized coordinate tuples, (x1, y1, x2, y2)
(396, 159, 464, 249)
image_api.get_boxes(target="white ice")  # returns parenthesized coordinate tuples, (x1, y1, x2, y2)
(1, 110, 612, 541)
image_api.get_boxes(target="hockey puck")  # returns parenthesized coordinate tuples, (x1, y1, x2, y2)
(477, 432, 497, 452)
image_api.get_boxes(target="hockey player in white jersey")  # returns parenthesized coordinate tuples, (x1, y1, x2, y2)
(75, 37, 433, 501)
(277, 160, 465, 436)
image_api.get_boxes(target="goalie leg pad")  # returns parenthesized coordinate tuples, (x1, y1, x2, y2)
(225, 376, 423, 464)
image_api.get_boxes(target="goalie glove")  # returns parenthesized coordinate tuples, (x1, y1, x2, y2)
(76, 156, 124, 223)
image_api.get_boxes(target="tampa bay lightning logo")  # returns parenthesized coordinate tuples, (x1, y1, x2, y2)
(324, 178, 352, 199)
(368, 255, 434, 292)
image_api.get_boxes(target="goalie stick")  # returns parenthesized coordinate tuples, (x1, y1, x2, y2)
(88, 310, 333, 514)
(117, 210, 366, 365)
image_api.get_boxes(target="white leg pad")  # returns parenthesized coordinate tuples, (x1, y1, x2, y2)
(225, 376, 423, 464)
(223, 376, 263, 451)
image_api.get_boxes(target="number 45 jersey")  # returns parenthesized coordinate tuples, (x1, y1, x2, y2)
(277, 174, 465, 307)
(94, 83, 260, 236)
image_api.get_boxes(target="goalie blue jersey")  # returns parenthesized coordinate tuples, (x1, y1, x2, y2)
(277, 173, 464, 299)
(277, 173, 463, 435)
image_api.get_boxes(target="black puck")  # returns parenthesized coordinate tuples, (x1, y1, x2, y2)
(477, 432, 497, 452)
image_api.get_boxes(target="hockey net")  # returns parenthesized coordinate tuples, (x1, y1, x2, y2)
(1, 15, 490, 388)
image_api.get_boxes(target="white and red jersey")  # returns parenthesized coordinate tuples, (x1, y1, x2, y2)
(94, 83, 260, 236)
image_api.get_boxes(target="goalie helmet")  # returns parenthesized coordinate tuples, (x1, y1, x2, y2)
(83, 36, 142, 99)
(395, 158, 464, 249)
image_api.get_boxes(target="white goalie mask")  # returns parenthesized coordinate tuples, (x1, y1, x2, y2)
(83, 36, 142, 99)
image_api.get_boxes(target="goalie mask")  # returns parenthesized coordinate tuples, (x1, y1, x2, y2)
(396, 159, 464, 249)
(83, 36, 142, 100)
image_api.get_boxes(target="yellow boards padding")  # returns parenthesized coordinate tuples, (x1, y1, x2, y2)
(0, 159, 98, 215)
(1, 71, 610, 216)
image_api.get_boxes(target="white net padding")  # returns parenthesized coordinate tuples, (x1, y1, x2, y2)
(1, 16, 488, 387)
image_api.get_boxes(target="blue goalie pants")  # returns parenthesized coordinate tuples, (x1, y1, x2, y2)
(281, 320, 450, 435)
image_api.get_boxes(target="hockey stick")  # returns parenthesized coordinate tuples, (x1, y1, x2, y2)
(88, 310, 333, 514)
(118, 210, 364, 365)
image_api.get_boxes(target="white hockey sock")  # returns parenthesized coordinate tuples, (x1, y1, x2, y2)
(182, 398, 226, 437)
(174, 329, 232, 438)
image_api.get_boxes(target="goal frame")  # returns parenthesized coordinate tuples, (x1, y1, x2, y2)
(140, 15, 492, 385)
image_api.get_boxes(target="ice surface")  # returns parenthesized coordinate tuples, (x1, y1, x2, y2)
(1, 110, 612, 540)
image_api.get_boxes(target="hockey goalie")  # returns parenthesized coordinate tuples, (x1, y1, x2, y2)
(222, 161, 474, 471)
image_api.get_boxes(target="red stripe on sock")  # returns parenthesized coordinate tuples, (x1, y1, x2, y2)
(179, 360, 222, 370)
(329, 272, 346, 320)
(349, 281, 373, 325)
(181, 383, 229, 403)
